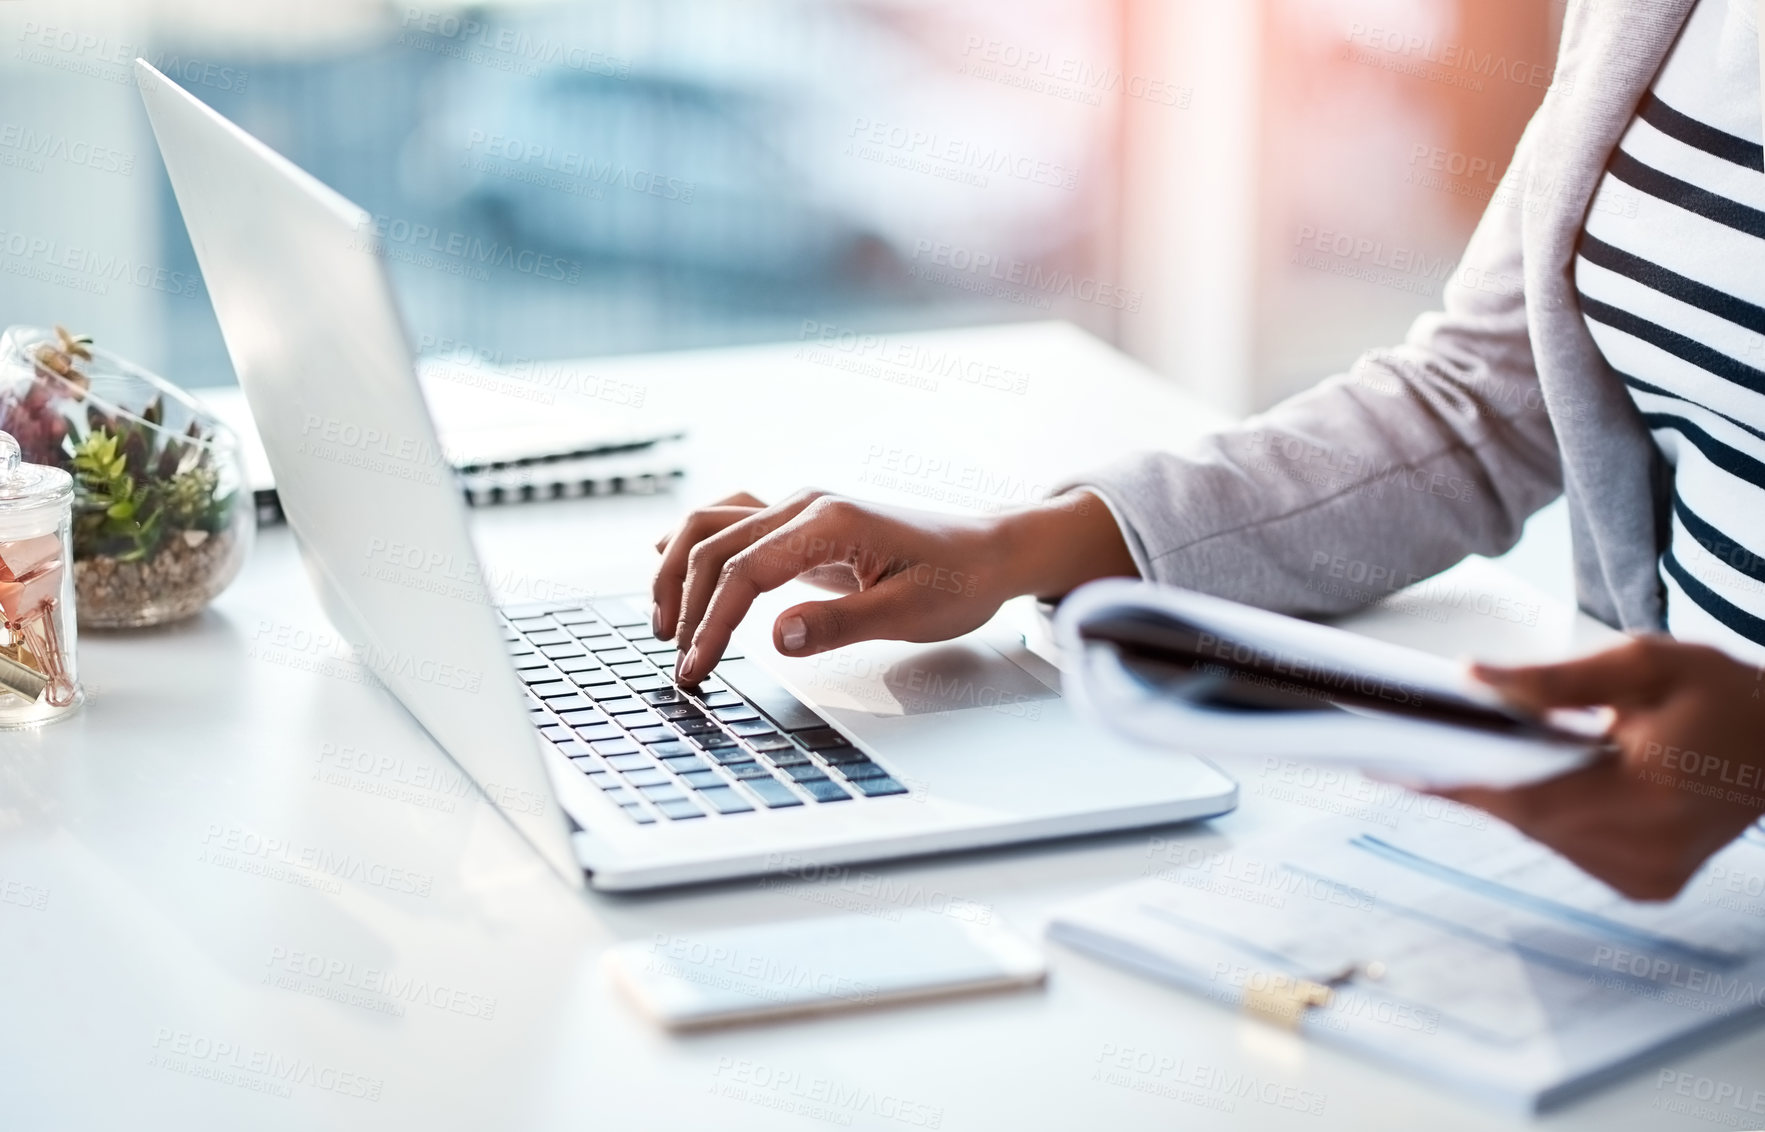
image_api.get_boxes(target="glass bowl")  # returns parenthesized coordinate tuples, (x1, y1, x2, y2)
(0, 325, 254, 628)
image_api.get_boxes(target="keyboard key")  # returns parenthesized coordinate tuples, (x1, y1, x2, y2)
(851, 775, 909, 797)
(657, 702, 704, 721)
(818, 747, 870, 766)
(513, 656, 552, 673)
(650, 651, 680, 668)
(600, 698, 648, 716)
(628, 726, 675, 744)
(525, 629, 572, 646)
(559, 708, 609, 728)
(539, 724, 571, 742)
(742, 777, 803, 808)
(680, 769, 725, 790)
(696, 733, 740, 750)
(592, 597, 651, 627)
(591, 777, 622, 796)
(540, 643, 587, 659)
(597, 649, 645, 666)
(637, 782, 686, 802)
(509, 615, 554, 630)
(710, 748, 757, 766)
(726, 761, 772, 779)
(555, 654, 603, 674)
(767, 749, 812, 768)
(713, 705, 761, 723)
(624, 768, 670, 787)
(619, 803, 657, 825)
(642, 688, 686, 705)
(592, 739, 639, 757)
(570, 669, 618, 688)
(553, 609, 602, 626)
(745, 735, 795, 753)
(518, 667, 562, 684)
(661, 754, 709, 773)
(837, 759, 890, 780)
(782, 764, 831, 783)
(649, 741, 698, 758)
(698, 690, 742, 708)
(795, 727, 852, 751)
(634, 638, 676, 655)
(552, 739, 591, 758)
(799, 778, 852, 803)
(528, 681, 577, 699)
(585, 684, 635, 702)
(573, 723, 625, 743)
(655, 797, 705, 820)
(618, 710, 665, 730)
(626, 675, 670, 693)
(604, 752, 652, 771)
(716, 659, 828, 732)
(547, 695, 594, 714)
(677, 718, 722, 736)
(698, 786, 754, 814)
(729, 720, 777, 738)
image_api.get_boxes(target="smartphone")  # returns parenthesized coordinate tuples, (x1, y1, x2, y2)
(606, 907, 1047, 1030)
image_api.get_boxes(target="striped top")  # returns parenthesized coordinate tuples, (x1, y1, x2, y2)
(1576, 0, 1765, 666)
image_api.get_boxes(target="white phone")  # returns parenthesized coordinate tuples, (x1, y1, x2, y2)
(606, 907, 1047, 1029)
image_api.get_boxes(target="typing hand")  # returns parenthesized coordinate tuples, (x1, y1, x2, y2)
(652, 490, 1019, 685)
(1434, 638, 1765, 900)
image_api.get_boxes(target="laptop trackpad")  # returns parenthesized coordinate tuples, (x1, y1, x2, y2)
(778, 638, 1059, 718)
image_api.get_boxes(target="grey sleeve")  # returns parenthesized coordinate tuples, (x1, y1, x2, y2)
(1060, 132, 1563, 616)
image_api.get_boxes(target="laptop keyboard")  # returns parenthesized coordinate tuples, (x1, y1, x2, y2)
(499, 598, 910, 824)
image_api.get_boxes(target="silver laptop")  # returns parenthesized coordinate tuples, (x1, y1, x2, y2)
(137, 60, 1236, 891)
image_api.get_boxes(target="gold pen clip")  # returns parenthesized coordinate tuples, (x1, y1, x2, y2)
(1241, 961, 1384, 1030)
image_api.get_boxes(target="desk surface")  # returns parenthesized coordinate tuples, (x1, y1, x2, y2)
(3, 322, 1756, 1130)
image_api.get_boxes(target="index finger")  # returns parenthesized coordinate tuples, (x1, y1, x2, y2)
(678, 508, 858, 682)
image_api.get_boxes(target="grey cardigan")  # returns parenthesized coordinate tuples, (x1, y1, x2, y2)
(1072, 0, 1699, 632)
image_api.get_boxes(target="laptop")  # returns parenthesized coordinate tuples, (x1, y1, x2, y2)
(136, 60, 1237, 892)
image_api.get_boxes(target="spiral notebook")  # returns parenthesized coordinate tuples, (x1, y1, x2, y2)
(195, 369, 686, 527)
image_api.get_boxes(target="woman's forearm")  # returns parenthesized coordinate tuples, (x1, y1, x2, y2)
(991, 489, 1141, 602)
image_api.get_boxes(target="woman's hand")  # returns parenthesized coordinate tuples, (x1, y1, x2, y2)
(651, 488, 1137, 685)
(1436, 638, 1765, 900)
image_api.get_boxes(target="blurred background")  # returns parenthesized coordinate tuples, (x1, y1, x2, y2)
(0, 0, 1562, 415)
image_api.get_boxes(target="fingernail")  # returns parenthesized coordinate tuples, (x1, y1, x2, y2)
(680, 647, 698, 681)
(780, 615, 807, 652)
(651, 602, 663, 637)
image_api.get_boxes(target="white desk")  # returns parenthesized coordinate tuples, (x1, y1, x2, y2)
(3, 322, 1757, 1130)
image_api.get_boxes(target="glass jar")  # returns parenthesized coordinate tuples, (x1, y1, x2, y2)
(0, 430, 80, 727)
(0, 325, 254, 628)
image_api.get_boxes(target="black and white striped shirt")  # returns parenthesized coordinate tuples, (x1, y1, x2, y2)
(1576, 0, 1765, 666)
